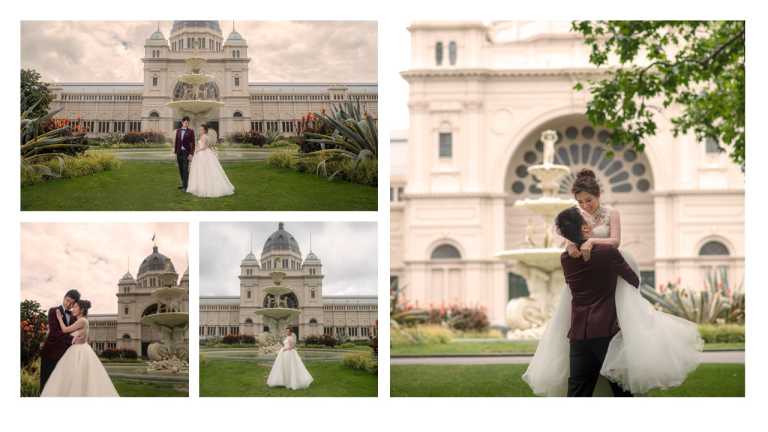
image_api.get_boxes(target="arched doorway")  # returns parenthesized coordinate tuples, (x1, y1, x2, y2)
(504, 114, 656, 273)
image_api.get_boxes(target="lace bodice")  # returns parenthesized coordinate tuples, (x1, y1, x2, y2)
(282, 335, 296, 350)
(197, 135, 209, 151)
(72, 318, 89, 342)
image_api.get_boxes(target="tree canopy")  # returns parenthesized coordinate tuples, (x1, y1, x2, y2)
(572, 21, 745, 169)
(21, 68, 52, 119)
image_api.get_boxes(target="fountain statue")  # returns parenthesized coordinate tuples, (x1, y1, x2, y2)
(141, 285, 189, 372)
(496, 130, 575, 339)
(166, 40, 224, 140)
(254, 271, 300, 338)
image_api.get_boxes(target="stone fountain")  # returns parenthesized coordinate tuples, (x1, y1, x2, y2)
(497, 130, 575, 340)
(255, 271, 300, 337)
(166, 41, 223, 140)
(141, 286, 189, 372)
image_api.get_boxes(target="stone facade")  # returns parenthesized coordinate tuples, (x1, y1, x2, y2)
(48, 21, 377, 139)
(200, 223, 377, 341)
(88, 245, 189, 356)
(390, 21, 745, 325)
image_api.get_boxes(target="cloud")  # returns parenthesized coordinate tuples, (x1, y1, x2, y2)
(21, 223, 189, 315)
(21, 21, 377, 83)
(199, 222, 377, 298)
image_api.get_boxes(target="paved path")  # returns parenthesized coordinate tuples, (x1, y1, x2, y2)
(93, 149, 273, 162)
(391, 350, 744, 366)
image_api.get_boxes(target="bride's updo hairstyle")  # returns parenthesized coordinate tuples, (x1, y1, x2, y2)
(77, 299, 92, 317)
(200, 124, 209, 133)
(571, 168, 601, 197)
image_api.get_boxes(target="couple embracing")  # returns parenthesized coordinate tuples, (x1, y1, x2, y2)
(174, 116, 235, 198)
(524, 169, 704, 397)
(39, 289, 118, 397)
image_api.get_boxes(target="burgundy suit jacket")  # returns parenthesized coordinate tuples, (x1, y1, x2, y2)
(561, 244, 640, 341)
(40, 306, 75, 362)
(174, 127, 196, 155)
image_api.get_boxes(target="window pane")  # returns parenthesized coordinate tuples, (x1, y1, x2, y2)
(431, 244, 461, 259)
(439, 132, 452, 158)
(699, 241, 730, 256)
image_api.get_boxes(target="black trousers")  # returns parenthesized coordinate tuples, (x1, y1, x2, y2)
(568, 336, 633, 397)
(39, 355, 56, 392)
(176, 150, 190, 189)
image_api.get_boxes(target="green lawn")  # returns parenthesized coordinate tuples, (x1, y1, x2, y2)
(391, 341, 744, 356)
(200, 358, 377, 397)
(21, 160, 377, 211)
(391, 363, 744, 397)
(113, 378, 188, 397)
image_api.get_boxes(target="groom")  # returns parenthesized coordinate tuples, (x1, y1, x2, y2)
(174, 116, 195, 191)
(39, 289, 85, 391)
(556, 207, 639, 397)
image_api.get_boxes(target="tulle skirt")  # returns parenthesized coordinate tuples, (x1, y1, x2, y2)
(522, 250, 703, 396)
(187, 149, 235, 198)
(267, 349, 313, 390)
(40, 344, 119, 397)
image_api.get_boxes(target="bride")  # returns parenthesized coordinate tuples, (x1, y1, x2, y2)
(40, 299, 119, 397)
(523, 169, 703, 396)
(186, 124, 235, 198)
(266, 328, 313, 390)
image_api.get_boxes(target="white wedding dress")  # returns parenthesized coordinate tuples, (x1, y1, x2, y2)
(266, 335, 313, 390)
(187, 134, 235, 198)
(522, 220, 704, 396)
(40, 319, 119, 397)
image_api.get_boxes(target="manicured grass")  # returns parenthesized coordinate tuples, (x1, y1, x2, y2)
(200, 358, 377, 397)
(21, 160, 377, 211)
(391, 363, 743, 397)
(112, 378, 188, 397)
(391, 341, 744, 356)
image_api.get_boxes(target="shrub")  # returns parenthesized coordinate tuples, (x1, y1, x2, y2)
(121, 349, 138, 359)
(338, 342, 356, 349)
(100, 348, 139, 360)
(227, 131, 266, 146)
(266, 150, 296, 169)
(239, 335, 256, 344)
(22, 153, 121, 186)
(222, 334, 240, 344)
(342, 352, 377, 374)
(121, 131, 167, 144)
(698, 324, 745, 344)
(390, 324, 453, 346)
(20, 358, 41, 397)
(21, 300, 48, 369)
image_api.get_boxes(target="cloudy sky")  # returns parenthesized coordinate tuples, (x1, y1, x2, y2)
(200, 222, 377, 297)
(21, 223, 188, 315)
(20, 20, 377, 83)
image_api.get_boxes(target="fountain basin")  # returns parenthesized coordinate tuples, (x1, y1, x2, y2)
(496, 247, 565, 273)
(513, 197, 575, 218)
(263, 286, 293, 296)
(141, 312, 189, 329)
(151, 287, 187, 304)
(166, 100, 224, 114)
(176, 73, 217, 86)
(255, 308, 300, 320)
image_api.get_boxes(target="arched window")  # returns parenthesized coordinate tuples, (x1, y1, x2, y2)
(448, 41, 457, 65)
(699, 240, 730, 256)
(245, 318, 253, 324)
(309, 318, 318, 326)
(149, 111, 160, 118)
(233, 111, 243, 118)
(431, 244, 461, 259)
(122, 334, 131, 340)
(435, 41, 444, 66)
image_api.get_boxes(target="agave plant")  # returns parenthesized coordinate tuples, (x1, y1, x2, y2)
(303, 101, 378, 180)
(640, 267, 743, 324)
(21, 99, 88, 181)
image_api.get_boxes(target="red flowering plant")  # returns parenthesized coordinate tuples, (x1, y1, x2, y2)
(20, 300, 48, 369)
(425, 304, 490, 332)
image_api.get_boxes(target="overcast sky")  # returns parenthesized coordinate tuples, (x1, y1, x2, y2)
(199, 222, 377, 297)
(21, 223, 188, 315)
(20, 20, 377, 83)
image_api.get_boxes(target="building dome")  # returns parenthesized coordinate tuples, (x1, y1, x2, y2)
(227, 30, 243, 41)
(262, 222, 301, 255)
(242, 251, 259, 265)
(304, 251, 321, 263)
(149, 30, 166, 40)
(171, 21, 222, 35)
(119, 271, 135, 283)
(138, 245, 177, 277)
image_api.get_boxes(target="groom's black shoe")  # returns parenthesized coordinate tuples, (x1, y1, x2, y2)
(178, 186, 184, 189)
